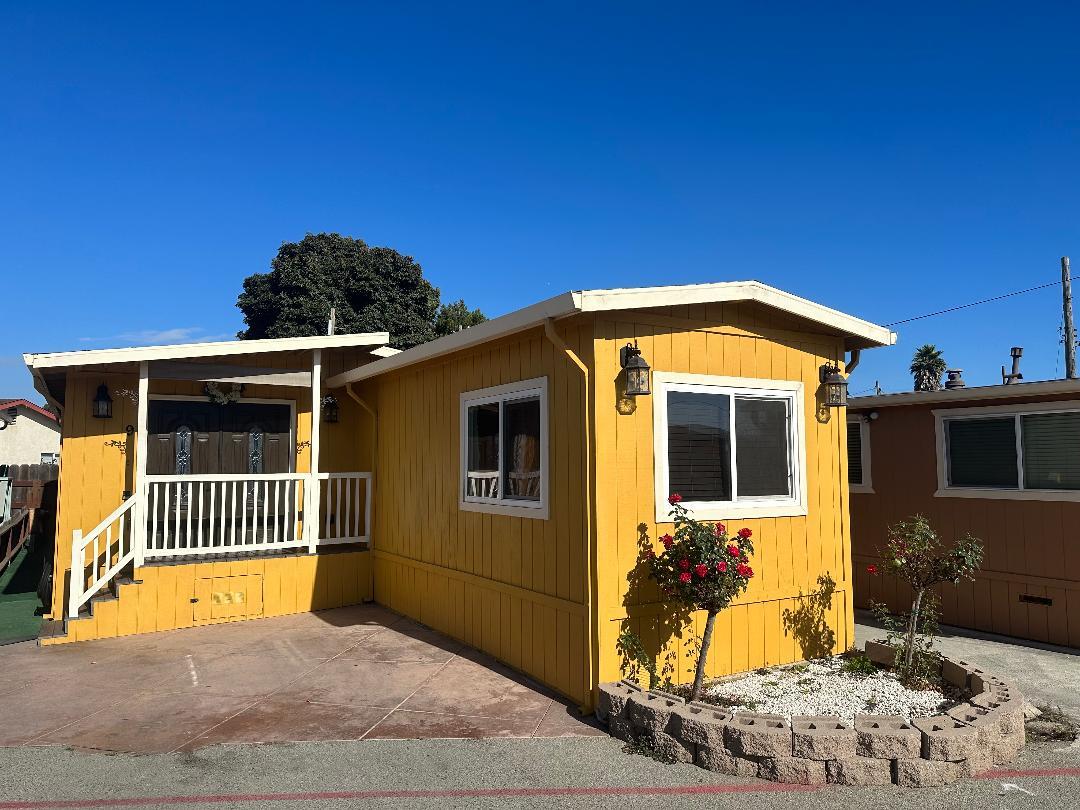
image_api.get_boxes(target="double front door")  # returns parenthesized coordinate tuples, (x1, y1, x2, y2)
(146, 400, 294, 548)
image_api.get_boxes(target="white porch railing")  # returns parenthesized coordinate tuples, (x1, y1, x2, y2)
(69, 471, 373, 618)
(145, 473, 310, 558)
(69, 493, 138, 619)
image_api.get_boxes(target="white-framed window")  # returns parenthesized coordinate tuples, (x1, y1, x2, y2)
(459, 377, 548, 519)
(935, 400, 1080, 502)
(847, 415, 873, 493)
(652, 372, 807, 521)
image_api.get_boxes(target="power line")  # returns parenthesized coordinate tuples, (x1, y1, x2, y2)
(885, 276, 1078, 327)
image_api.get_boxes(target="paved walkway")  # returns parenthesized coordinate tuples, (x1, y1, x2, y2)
(0, 604, 600, 754)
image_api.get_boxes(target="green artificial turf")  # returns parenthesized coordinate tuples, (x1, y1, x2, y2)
(0, 538, 44, 645)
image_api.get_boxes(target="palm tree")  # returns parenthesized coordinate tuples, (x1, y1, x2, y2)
(910, 344, 947, 392)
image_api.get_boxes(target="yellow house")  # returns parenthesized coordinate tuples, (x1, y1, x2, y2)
(25, 281, 893, 710)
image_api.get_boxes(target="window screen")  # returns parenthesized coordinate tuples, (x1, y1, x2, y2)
(847, 423, 863, 485)
(667, 391, 732, 502)
(734, 397, 791, 497)
(946, 417, 1018, 488)
(1022, 412, 1080, 490)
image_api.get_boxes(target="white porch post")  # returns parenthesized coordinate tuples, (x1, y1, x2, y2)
(133, 360, 149, 567)
(307, 349, 322, 553)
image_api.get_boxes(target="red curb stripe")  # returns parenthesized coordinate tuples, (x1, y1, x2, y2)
(0, 784, 818, 809)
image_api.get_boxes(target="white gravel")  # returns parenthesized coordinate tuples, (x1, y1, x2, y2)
(705, 658, 956, 724)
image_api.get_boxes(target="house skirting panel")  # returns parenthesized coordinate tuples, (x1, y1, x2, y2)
(42, 550, 372, 645)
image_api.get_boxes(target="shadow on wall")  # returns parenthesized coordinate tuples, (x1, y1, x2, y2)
(782, 572, 837, 659)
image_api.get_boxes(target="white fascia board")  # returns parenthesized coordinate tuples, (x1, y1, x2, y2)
(23, 332, 391, 371)
(370, 346, 402, 358)
(850, 378, 1080, 409)
(576, 281, 896, 349)
(325, 292, 580, 388)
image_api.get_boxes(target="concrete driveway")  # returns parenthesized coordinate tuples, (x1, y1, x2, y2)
(0, 604, 600, 754)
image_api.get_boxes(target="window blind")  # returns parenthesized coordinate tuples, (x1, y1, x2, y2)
(946, 417, 1018, 488)
(1022, 412, 1080, 490)
(667, 391, 732, 501)
(734, 397, 790, 497)
(847, 424, 863, 485)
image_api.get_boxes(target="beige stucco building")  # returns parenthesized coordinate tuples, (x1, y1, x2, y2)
(0, 399, 61, 466)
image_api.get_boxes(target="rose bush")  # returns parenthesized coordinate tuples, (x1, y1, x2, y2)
(645, 494, 756, 701)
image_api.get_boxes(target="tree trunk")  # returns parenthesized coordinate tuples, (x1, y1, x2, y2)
(903, 588, 924, 672)
(689, 610, 718, 702)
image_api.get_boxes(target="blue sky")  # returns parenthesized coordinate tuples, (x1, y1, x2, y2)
(2, 2, 1078, 401)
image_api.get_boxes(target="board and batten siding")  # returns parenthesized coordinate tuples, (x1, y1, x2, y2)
(592, 303, 855, 687)
(361, 320, 594, 707)
(850, 395, 1080, 648)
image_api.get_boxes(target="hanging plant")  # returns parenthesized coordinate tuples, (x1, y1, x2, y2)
(204, 382, 243, 405)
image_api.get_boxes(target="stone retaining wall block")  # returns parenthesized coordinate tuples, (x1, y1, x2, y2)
(791, 716, 857, 760)
(854, 715, 923, 759)
(826, 758, 894, 786)
(641, 729, 695, 764)
(609, 715, 636, 743)
(894, 758, 962, 788)
(863, 640, 896, 667)
(596, 680, 640, 723)
(724, 713, 792, 758)
(757, 756, 829, 785)
(695, 746, 758, 777)
(946, 703, 1002, 748)
(626, 692, 681, 735)
(670, 703, 733, 749)
(971, 692, 1025, 736)
(912, 715, 981, 762)
(941, 658, 975, 689)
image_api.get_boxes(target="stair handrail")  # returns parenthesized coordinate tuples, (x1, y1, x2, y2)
(68, 493, 138, 619)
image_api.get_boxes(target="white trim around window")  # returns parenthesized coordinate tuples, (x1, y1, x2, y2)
(459, 377, 549, 519)
(847, 415, 874, 494)
(934, 399, 1080, 502)
(652, 372, 807, 522)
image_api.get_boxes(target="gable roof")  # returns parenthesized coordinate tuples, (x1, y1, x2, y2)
(0, 398, 58, 423)
(326, 281, 895, 388)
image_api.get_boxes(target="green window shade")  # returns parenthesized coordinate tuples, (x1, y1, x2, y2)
(847, 425, 863, 485)
(946, 417, 1018, 488)
(1022, 412, 1080, 490)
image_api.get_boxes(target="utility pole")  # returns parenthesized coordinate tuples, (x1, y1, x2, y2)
(1063, 257, 1076, 379)
(327, 307, 337, 336)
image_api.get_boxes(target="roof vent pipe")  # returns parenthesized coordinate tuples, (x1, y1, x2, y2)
(1002, 347, 1024, 385)
(944, 369, 966, 389)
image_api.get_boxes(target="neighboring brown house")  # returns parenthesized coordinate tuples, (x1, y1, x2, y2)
(849, 379, 1080, 649)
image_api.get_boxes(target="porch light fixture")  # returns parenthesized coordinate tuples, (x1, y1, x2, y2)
(321, 395, 340, 423)
(91, 383, 113, 419)
(819, 364, 848, 408)
(620, 342, 651, 397)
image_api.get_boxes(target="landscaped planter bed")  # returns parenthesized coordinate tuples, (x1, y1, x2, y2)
(596, 641, 1027, 788)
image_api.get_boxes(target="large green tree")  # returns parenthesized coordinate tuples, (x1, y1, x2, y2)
(236, 233, 485, 349)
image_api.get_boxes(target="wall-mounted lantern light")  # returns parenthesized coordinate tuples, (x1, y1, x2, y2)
(321, 395, 340, 423)
(620, 342, 652, 397)
(92, 383, 113, 419)
(819, 364, 849, 408)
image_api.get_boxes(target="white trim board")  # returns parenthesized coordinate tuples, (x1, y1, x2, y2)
(651, 372, 808, 522)
(24, 332, 390, 370)
(326, 281, 895, 388)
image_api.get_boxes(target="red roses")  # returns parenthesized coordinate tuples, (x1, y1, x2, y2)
(716, 561, 727, 573)
(660, 534, 674, 549)
(713, 522, 726, 537)
(679, 572, 692, 583)
(668, 493, 683, 505)
(736, 563, 754, 578)
(694, 564, 709, 579)
(678, 558, 690, 570)
(738, 527, 752, 539)
(727, 544, 741, 557)
(866, 564, 878, 576)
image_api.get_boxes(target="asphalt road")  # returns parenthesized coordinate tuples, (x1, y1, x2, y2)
(0, 733, 1078, 810)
